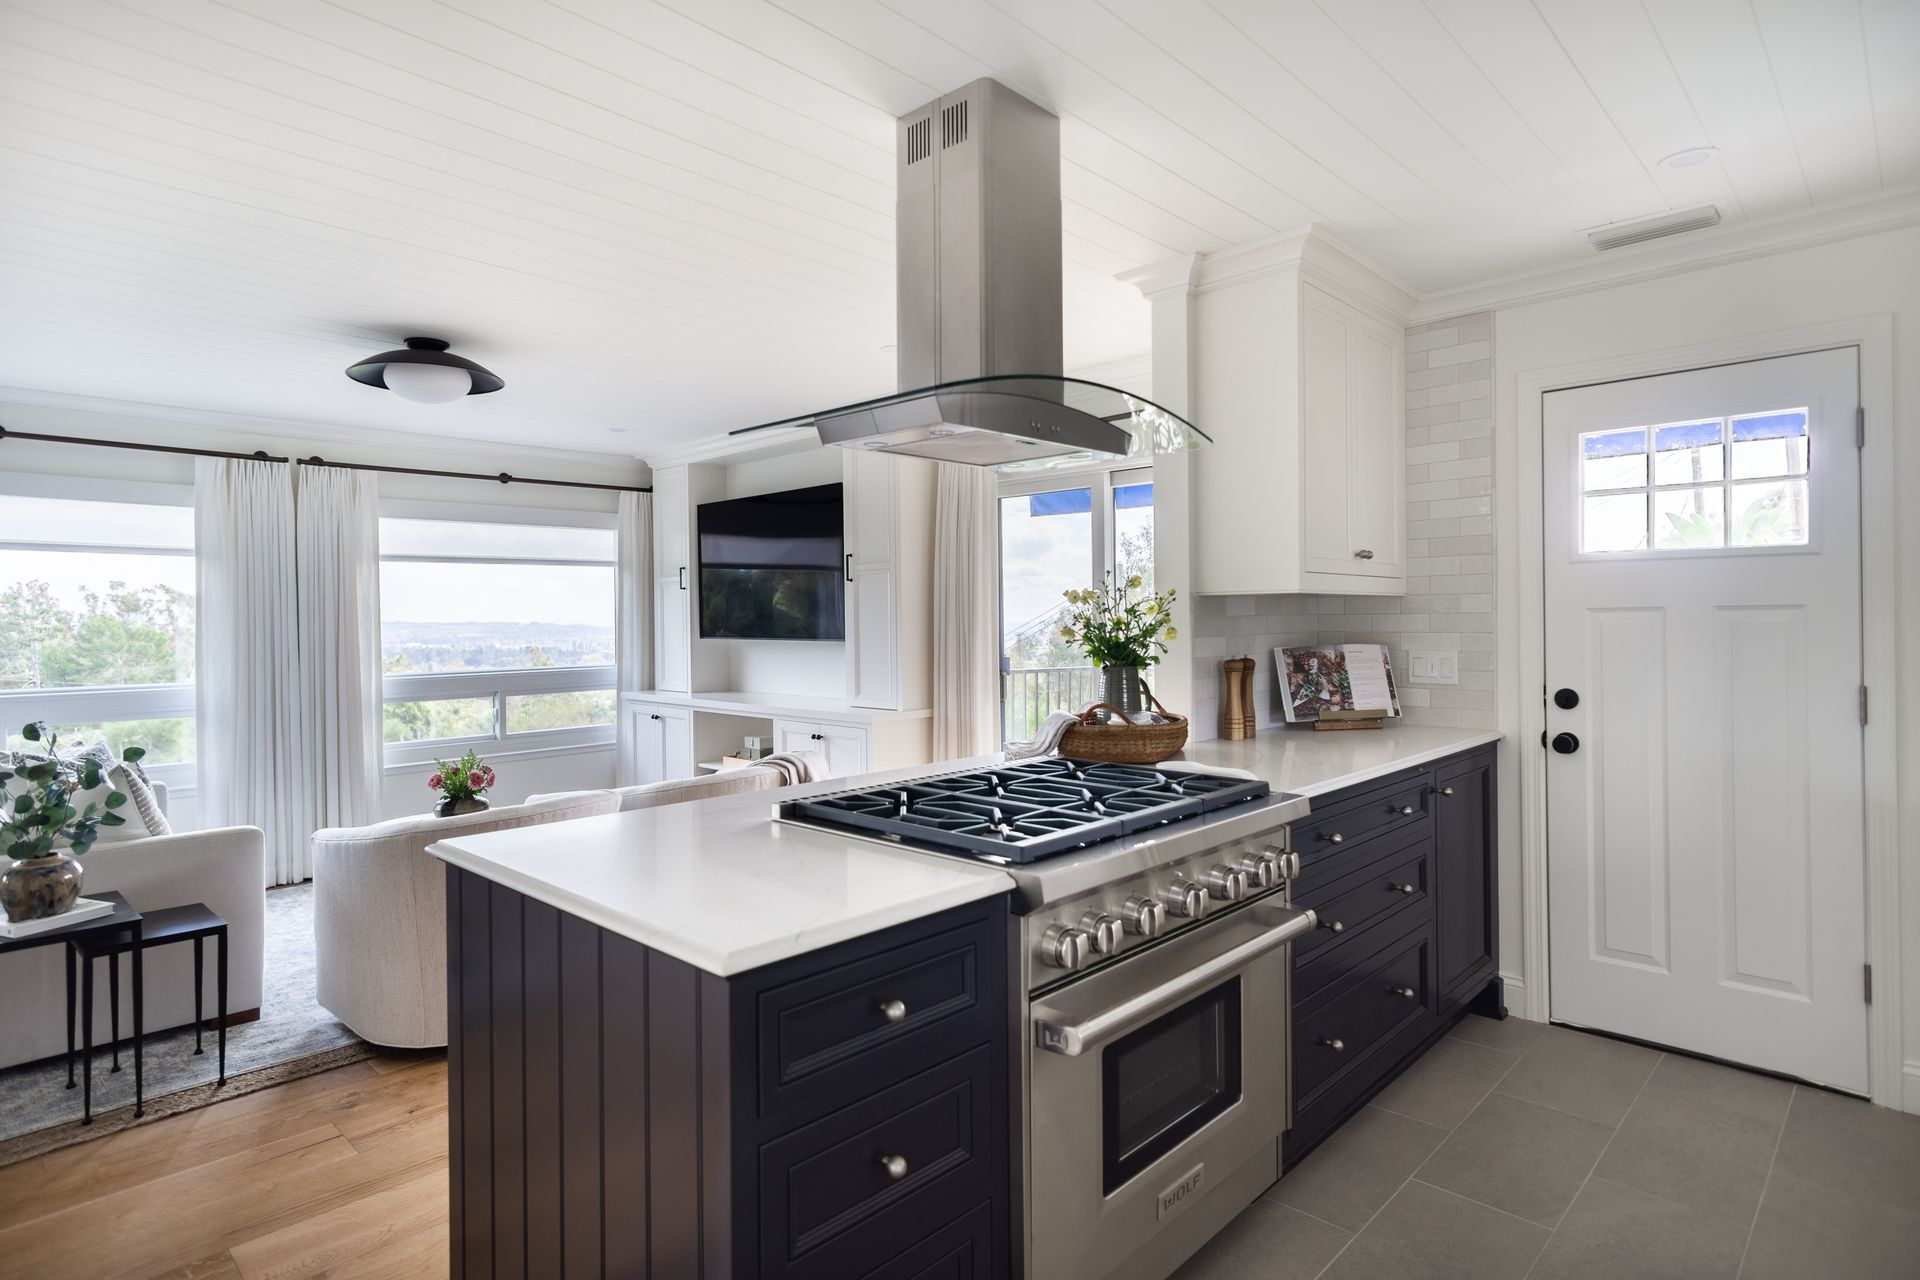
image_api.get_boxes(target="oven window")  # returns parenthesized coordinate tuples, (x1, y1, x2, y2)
(1102, 977, 1243, 1194)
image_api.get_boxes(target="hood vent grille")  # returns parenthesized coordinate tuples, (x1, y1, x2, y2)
(905, 116, 931, 166)
(942, 99, 968, 148)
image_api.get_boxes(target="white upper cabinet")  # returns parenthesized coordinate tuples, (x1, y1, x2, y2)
(652, 465, 691, 692)
(1188, 231, 1409, 597)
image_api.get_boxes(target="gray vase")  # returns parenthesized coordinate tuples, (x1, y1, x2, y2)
(1101, 666, 1147, 720)
(0, 851, 84, 923)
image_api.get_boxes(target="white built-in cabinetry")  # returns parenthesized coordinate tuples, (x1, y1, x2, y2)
(630, 447, 935, 787)
(1186, 230, 1410, 597)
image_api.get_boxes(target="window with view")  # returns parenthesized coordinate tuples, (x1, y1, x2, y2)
(0, 488, 196, 770)
(998, 468, 1153, 740)
(379, 512, 617, 757)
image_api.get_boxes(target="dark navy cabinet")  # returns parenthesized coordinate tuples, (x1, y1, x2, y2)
(1285, 744, 1499, 1166)
(446, 869, 1015, 1279)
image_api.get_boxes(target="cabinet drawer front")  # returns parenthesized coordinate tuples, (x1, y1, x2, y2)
(1294, 775, 1430, 874)
(759, 917, 993, 1117)
(859, 1202, 995, 1280)
(1293, 844, 1430, 1001)
(761, 1048, 993, 1280)
(1294, 926, 1433, 1105)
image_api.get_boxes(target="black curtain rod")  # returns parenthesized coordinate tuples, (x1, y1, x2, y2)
(0, 424, 649, 494)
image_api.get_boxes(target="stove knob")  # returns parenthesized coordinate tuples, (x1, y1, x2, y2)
(1121, 895, 1166, 939)
(1041, 924, 1092, 972)
(1162, 877, 1207, 919)
(1207, 866, 1249, 902)
(1080, 911, 1123, 955)
(1241, 851, 1282, 890)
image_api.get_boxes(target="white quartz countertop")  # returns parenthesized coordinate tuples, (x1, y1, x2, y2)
(1174, 724, 1501, 796)
(428, 771, 1013, 978)
(429, 725, 1498, 979)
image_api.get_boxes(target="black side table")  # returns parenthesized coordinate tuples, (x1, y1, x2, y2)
(71, 903, 230, 1118)
(0, 890, 143, 1125)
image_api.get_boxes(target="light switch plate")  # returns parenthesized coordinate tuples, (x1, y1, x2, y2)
(1408, 650, 1459, 685)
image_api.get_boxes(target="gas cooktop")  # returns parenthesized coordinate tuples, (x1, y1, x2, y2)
(779, 757, 1271, 864)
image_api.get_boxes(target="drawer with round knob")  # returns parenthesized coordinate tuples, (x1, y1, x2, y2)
(1293, 924, 1434, 1106)
(756, 912, 1000, 1120)
(1293, 773, 1432, 875)
(758, 1045, 994, 1280)
(1292, 845, 1431, 1003)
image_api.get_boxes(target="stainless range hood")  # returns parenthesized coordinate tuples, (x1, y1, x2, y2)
(733, 79, 1208, 469)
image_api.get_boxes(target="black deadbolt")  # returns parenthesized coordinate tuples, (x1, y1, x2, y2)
(1554, 688, 1580, 710)
(1551, 732, 1580, 755)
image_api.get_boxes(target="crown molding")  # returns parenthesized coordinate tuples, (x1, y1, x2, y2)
(1123, 227, 1416, 323)
(1409, 184, 1920, 322)
(0, 385, 648, 474)
(1118, 252, 1202, 300)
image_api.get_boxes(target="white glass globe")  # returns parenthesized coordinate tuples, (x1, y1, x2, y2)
(383, 362, 472, 404)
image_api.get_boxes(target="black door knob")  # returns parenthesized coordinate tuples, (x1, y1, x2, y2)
(1554, 688, 1580, 710)
(1551, 732, 1580, 755)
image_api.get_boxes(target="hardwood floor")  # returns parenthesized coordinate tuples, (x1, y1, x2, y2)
(0, 1054, 450, 1280)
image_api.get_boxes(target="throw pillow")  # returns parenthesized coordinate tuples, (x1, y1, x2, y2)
(108, 761, 170, 838)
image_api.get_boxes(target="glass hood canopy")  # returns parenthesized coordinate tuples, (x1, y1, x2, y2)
(731, 374, 1212, 473)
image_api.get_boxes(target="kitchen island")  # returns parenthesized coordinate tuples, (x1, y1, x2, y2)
(429, 723, 1500, 1279)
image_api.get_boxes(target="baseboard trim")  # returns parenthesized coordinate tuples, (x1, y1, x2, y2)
(1902, 1059, 1920, 1116)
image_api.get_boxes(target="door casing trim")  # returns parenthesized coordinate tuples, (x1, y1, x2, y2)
(1510, 315, 1901, 1110)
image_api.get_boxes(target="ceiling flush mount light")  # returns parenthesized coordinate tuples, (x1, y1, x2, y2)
(1660, 146, 1719, 169)
(345, 337, 504, 404)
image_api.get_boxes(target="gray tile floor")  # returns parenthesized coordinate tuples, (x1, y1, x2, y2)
(1173, 1016, 1920, 1280)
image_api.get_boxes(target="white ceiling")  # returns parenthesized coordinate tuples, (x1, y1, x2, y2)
(1, 0, 1914, 458)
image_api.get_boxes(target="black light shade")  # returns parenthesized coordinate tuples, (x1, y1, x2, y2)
(345, 337, 504, 398)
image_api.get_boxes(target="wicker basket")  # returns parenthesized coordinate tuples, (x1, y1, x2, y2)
(1056, 687, 1189, 765)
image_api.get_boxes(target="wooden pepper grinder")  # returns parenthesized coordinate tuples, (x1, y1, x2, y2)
(1223, 656, 1256, 741)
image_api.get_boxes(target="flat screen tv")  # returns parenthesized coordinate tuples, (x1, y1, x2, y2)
(697, 483, 846, 641)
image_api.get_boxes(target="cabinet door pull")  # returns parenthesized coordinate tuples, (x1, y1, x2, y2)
(1353, 549, 1375, 560)
(879, 1154, 910, 1180)
(810, 732, 825, 741)
(1397, 804, 1416, 815)
(1439, 786, 1455, 797)
(1325, 831, 1344, 844)
(1319, 1037, 1345, 1052)
(678, 565, 687, 590)
(1390, 986, 1417, 1000)
(1391, 883, 1417, 895)
(649, 713, 661, 721)
(1320, 919, 1345, 934)
(845, 553, 854, 583)
(878, 998, 908, 1024)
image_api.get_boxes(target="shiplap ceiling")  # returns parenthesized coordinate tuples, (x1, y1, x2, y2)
(1, 0, 1914, 458)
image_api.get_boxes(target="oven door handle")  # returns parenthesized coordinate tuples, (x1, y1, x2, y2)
(1032, 907, 1317, 1057)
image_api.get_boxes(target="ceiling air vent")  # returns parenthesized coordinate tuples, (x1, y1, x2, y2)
(905, 115, 931, 166)
(1586, 205, 1721, 252)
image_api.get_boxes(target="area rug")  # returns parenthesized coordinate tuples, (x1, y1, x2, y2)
(0, 882, 377, 1165)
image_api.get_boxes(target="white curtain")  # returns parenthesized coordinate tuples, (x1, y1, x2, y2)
(614, 490, 655, 782)
(932, 463, 1000, 759)
(295, 466, 383, 840)
(195, 458, 309, 885)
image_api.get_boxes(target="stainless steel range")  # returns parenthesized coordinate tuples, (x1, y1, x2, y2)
(779, 758, 1316, 1280)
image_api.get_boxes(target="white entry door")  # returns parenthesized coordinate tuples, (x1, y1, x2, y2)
(1543, 348, 1866, 1092)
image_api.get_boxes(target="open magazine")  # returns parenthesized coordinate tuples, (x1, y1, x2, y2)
(1274, 644, 1403, 723)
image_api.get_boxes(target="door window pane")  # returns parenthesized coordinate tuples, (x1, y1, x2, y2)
(1583, 494, 1648, 553)
(383, 697, 495, 744)
(1581, 428, 1648, 491)
(1655, 487, 1726, 549)
(1730, 479, 1810, 547)
(1730, 410, 1809, 479)
(1653, 421, 1725, 485)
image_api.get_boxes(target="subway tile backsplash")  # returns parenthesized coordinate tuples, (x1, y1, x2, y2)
(1189, 312, 1496, 738)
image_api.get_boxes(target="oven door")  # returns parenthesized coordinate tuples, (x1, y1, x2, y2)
(1028, 901, 1315, 1280)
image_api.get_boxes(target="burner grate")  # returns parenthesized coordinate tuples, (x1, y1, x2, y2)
(783, 758, 1271, 863)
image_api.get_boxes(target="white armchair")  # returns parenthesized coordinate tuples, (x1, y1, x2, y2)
(311, 791, 623, 1048)
(0, 825, 267, 1070)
